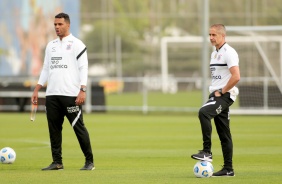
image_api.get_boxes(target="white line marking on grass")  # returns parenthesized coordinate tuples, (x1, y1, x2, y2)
(17, 139, 50, 149)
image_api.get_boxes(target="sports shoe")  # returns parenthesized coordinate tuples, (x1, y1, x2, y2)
(212, 168, 235, 177)
(191, 150, 212, 162)
(80, 162, 95, 170)
(42, 162, 64, 171)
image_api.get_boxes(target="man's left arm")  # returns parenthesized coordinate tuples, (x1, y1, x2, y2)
(76, 43, 88, 105)
(221, 66, 240, 95)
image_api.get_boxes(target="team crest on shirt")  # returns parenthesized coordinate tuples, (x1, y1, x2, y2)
(217, 54, 222, 61)
(66, 44, 72, 50)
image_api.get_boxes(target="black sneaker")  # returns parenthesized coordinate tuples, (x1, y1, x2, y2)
(212, 168, 235, 177)
(42, 162, 64, 171)
(191, 150, 212, 162)
(80, 162, 95, 170)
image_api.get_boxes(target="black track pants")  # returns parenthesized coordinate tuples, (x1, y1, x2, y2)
(45, 96, 94, 164)
(198, 92, 234, 169)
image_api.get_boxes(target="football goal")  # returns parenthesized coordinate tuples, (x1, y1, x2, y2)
(160, 26, 282, 115)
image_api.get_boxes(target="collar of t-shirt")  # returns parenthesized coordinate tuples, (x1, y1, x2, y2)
(216, 42, 226, 52)
(60, 34, 73, 42)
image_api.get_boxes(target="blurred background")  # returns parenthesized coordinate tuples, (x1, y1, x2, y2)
(1, 0, 282, 114)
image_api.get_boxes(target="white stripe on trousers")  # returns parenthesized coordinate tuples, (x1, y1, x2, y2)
(72, 109, 81, 127)
(202, 101, 216, 107)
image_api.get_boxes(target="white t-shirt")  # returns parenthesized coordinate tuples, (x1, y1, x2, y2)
(209, 43, 239, 101)
(38, 34, 88, 96)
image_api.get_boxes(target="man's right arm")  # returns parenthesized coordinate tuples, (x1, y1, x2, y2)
(31, 84, 43, 105)
(31, 43, 50, 104)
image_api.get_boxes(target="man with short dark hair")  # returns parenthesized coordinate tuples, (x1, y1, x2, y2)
(31, 12, 94, 171)
(191, 24, 240, 177)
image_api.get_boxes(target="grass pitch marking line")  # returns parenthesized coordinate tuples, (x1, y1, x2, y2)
(18, 139, 50, 149)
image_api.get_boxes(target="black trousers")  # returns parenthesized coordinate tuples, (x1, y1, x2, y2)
(198, 92, 234, 170)
(45, 96, 94, 164)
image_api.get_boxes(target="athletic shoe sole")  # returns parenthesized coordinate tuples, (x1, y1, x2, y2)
(191, 156, 212, 162)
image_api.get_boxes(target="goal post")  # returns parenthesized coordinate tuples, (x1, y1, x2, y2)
(160, 26, 282, 115)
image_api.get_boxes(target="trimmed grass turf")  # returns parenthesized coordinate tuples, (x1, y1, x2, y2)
(106, 91, 239, 108)
(106, 91, 202, 107)
(0, 112, 281, 184)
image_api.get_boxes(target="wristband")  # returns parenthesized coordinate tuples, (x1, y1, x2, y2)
(80, 87, 86, 92)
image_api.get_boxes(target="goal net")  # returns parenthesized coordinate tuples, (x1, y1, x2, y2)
(160, 26, 282, 115)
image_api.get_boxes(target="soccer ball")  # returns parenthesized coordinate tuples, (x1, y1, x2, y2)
(193, 161, 213, 178)
(0, 147, 16, 164)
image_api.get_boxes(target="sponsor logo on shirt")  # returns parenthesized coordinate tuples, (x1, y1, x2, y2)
(212, 75, 222, 79)
(210, 67, 216, 72)
(210, 66, 222, 79)
(50, 57, 67, 69)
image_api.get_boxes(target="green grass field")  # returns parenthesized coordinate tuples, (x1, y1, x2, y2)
(106, 91, 239, 108)
(0, 112, 281, 184)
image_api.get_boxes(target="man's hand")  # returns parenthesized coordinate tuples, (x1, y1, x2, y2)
(31, 84, 42, 105)
(214, 90, 222, 97)
(75, 90, 86, 105)
(31, 91, 38, 105)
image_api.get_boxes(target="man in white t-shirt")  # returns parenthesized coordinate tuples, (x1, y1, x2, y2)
(31, 13, 94, 171)
(191, 24, 240, 177)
